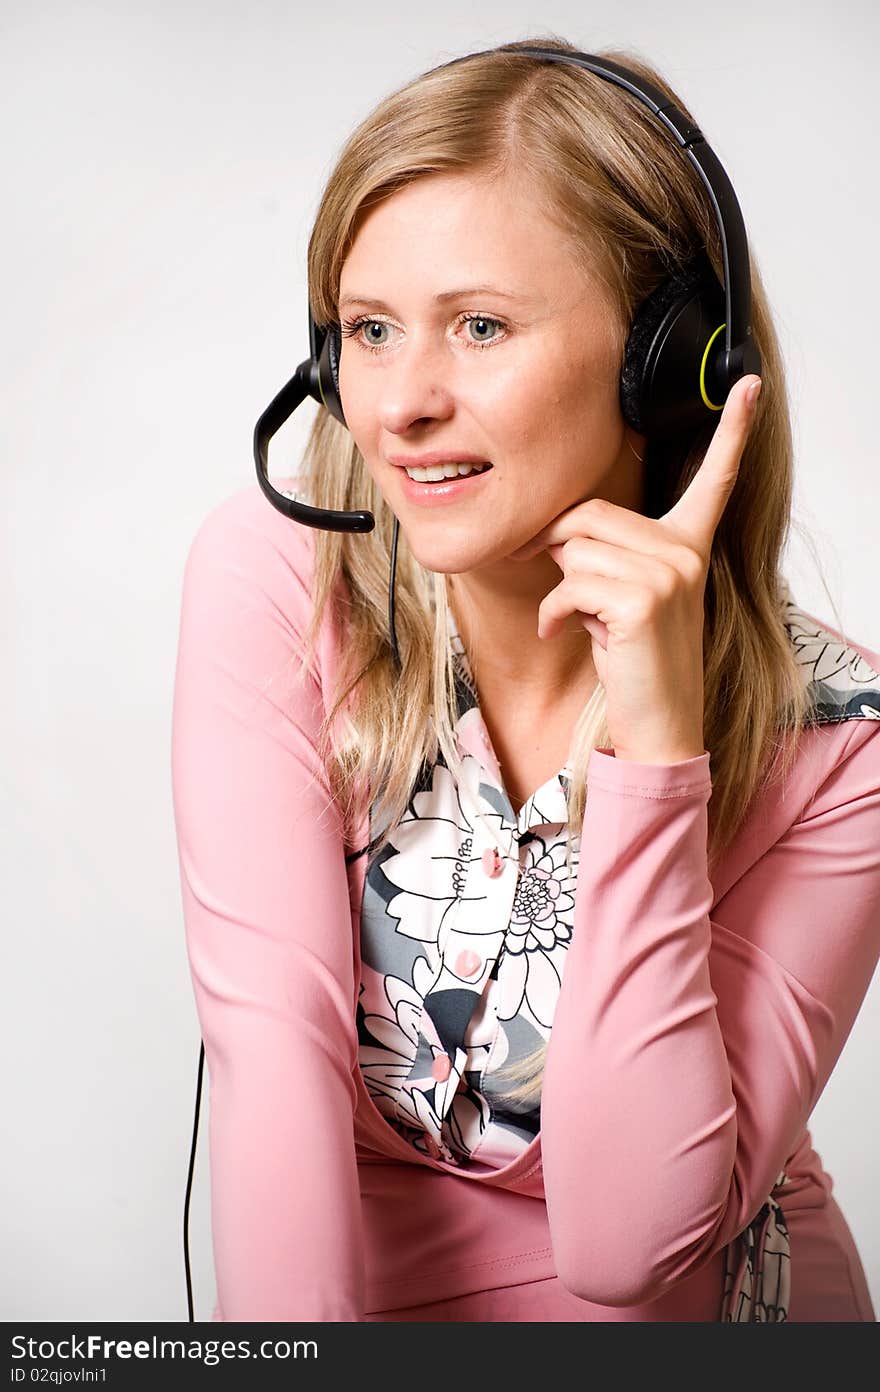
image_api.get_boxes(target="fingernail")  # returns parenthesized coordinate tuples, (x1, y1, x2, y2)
(747, 378, 762, 409)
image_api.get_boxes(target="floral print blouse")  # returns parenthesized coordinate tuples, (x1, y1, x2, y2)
(357, 611, 581, 1171)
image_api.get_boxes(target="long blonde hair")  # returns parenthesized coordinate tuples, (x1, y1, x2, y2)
(282, 33, 832, 1107)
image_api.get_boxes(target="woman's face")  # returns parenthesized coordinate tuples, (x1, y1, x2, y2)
(336, 170, 647, 574)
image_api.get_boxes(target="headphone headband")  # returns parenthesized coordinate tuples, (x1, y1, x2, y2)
(493, 45, 753, 368)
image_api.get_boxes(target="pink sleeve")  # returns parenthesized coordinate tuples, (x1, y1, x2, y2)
(541, 731, 880, 1308)
(170, 487, 366, 1321)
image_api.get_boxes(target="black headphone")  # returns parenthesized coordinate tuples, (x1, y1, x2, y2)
(185, 42, 761, 1321)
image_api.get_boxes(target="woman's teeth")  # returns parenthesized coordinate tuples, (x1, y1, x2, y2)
(403, 461, 492, 482)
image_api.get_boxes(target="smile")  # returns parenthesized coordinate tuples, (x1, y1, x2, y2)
(396, 462, 494, 505)
(403, 460, 492, 481)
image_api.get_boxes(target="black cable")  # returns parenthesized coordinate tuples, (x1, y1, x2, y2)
(388, 515, 402, 675)
(183, 1040, 205, 1323)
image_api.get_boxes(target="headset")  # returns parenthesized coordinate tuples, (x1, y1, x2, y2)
(184, 41, 761, 1321)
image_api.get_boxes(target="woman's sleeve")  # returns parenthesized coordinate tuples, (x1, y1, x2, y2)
(170, 486, 366, 1322)
(540, 726, 880, 1308)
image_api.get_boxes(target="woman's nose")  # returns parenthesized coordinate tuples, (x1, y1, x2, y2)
(374, 330, 456, 433)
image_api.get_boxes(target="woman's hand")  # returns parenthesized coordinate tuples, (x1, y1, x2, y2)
(510, 374, 763, 764)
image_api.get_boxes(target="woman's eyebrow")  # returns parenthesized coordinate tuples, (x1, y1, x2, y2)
(338, 284, 539, 311)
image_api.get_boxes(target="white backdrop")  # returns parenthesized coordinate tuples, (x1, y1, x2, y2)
(3, 0, 878, 1322)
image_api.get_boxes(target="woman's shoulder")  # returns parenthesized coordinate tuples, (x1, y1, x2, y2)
(186, 473, 317, 577)
(179, 473, 349, 673)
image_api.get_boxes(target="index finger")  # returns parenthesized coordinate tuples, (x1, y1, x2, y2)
(662, 374, 761, 551)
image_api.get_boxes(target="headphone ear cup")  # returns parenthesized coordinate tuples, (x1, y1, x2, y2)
(315, 323, 347, 427)
(620, 256, 728, 440)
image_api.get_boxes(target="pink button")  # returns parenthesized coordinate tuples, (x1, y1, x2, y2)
(481, 847, 504, 877)
(431, 1054, 452, 1082)
(454, 949, 482, 979)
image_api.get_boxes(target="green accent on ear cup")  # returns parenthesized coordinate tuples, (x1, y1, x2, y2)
(316, 365, 329, 411)
(700, 324, 726, 410)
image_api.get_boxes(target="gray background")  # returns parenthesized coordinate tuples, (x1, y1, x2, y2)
(3, 0, 877, 1320)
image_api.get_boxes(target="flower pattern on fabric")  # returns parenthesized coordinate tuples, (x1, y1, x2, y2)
(779, 579, 880, 723)
(355, 573, 880, 1317)
(497, 836, 578, 1031)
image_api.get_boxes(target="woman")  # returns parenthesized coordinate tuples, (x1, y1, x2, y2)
(171, 36, 880, 1321)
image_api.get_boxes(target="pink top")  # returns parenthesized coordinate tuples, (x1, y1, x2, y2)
(171, 477, 880, 1321)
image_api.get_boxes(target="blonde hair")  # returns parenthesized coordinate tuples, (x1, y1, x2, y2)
(283, 33, 836, 1108)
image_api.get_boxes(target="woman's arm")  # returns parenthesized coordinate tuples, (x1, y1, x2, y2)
(171, 485, 366, 1321)
(540, 728, 880, 1307)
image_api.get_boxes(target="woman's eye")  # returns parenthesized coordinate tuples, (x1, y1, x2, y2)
(460, 314, 505, 347)
(341, 318, 391, 350)
(338, 312, 508, 354)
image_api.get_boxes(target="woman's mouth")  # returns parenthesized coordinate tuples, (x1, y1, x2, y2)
(396, 460, 493, 505)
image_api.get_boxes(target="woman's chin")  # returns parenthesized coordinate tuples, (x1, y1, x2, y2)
(405, 545, 536, 578)
(395, 519, 529, 575)
(408, 550, 481, 576)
